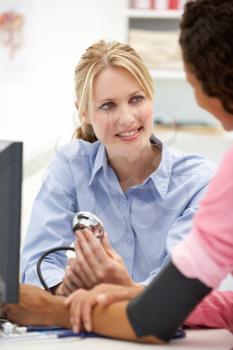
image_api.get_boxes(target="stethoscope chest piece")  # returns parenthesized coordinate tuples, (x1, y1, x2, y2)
(72, 211, 104, 239)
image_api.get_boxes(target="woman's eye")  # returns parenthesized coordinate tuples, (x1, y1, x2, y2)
(100, 102, 115, 110)
(130, 95, 144, 104)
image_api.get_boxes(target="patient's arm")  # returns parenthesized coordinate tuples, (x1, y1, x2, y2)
(6, 284, 70, 328)
(66, 283, 143, 332)
(7, 284, 162, 344)
(92, 301, 164, 344)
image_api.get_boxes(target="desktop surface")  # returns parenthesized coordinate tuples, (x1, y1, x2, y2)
(0, 329, 232, 350)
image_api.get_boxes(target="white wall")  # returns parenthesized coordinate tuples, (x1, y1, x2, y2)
(153, 78, 218, 125)
(1, 0, 127, 160)
(0, 0, 127, 239)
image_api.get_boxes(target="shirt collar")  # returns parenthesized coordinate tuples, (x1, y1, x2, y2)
(88, 135, 173, 199)
(149, 134, 172, 200)
(88, 142, 107, 185)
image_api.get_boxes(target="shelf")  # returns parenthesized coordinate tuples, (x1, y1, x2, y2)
(126, 9, 183, 19)
(150, 68, 185, 80)
(154, 124, 224, 134)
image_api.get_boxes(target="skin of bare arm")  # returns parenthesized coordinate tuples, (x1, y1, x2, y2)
(6, 284, 164, 344)
(66, 283, 144, 332)
(5, 284, 70, 328)
(92, 301, 165, 344)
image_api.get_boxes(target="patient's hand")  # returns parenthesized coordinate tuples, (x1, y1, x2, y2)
(65, 283, 143, 333)
(6, 284, 70, 328)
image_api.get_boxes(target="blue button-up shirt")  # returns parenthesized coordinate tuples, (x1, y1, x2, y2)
(21, 135, 216, 287)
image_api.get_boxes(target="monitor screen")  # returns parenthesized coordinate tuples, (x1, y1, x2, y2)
(0, 140, 22, 303)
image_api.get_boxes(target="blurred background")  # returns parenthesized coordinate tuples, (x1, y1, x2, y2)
(1, 0, 232, 288)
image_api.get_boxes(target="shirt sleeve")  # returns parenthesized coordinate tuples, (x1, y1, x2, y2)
(185, 290, 233, 332)
(172, 145, 233, 288)
(141, 169, 214, 287)
(21, 148, 78, 288)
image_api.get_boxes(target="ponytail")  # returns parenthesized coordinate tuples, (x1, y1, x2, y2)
(73, 124, 98, 143)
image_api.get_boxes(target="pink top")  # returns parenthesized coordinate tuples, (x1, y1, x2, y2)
(185, 290, 233, 332)
(172, 145, 233, 332)
(172, 145, 233, 288)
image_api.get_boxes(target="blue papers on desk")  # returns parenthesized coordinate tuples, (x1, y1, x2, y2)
(172, 328, 186, 339)
(0, 323, 185, 342)
(0, 327, 101, 342)
(26, 325, 185, 340)
(26, 326, 104, 339)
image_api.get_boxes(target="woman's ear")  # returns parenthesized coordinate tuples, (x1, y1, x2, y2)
(82, 112, 90, 124)
(75, 101, 90, 124)
(75, 101, 79, 110)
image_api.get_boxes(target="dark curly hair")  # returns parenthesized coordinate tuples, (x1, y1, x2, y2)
(180, 0, 233, 114)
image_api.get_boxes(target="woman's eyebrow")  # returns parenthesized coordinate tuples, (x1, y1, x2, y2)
(97, 97, 116, 103)
(128, 90, 144, 97)
(96, 90, 144, 104)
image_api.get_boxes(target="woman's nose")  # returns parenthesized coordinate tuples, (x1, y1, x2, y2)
(116, 105, 136, 127)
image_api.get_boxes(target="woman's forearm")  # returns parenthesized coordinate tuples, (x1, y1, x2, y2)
(92, 301, 163, 344)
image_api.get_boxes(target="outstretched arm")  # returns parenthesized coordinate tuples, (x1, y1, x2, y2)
(68, 262, 211, 342)
(67, 285, 163, 344)
(6, 284, 70, 328)
(6, 284, 162, 344)
(92, 302, 163, 344)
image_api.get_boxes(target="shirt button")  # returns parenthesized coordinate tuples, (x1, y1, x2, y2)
(127, 237, 134, 245)
(120, 201, 128, 211)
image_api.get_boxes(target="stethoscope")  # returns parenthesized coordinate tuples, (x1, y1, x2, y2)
(36, 212, 104, 291)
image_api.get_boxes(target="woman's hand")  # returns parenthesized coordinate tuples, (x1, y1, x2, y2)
(65, 283, 143, 333)
(74, 228, 134, 288)
(54, 228, 134, 296)
(53, 257, 92, 296)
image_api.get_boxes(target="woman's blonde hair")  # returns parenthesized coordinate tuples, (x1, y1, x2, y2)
(73, 40, 154, 142)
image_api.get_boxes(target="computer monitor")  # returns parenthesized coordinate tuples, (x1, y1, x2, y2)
(0, 140, 22, 303)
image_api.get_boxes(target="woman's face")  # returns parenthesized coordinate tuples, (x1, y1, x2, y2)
(85, 66, 153, 159)
(185, 64, 233, 131)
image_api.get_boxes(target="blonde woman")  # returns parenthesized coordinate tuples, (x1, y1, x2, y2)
(21, 40, 215, 297)
(65, 0, 233, 342)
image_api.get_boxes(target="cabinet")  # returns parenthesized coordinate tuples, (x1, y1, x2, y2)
(126, 2, 185, 79)
(125, 0, 218, 126)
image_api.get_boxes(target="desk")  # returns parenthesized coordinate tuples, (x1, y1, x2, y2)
(1, 329, 232, 350)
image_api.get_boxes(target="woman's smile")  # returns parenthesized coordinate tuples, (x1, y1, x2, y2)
(115, 126, 144, 142)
